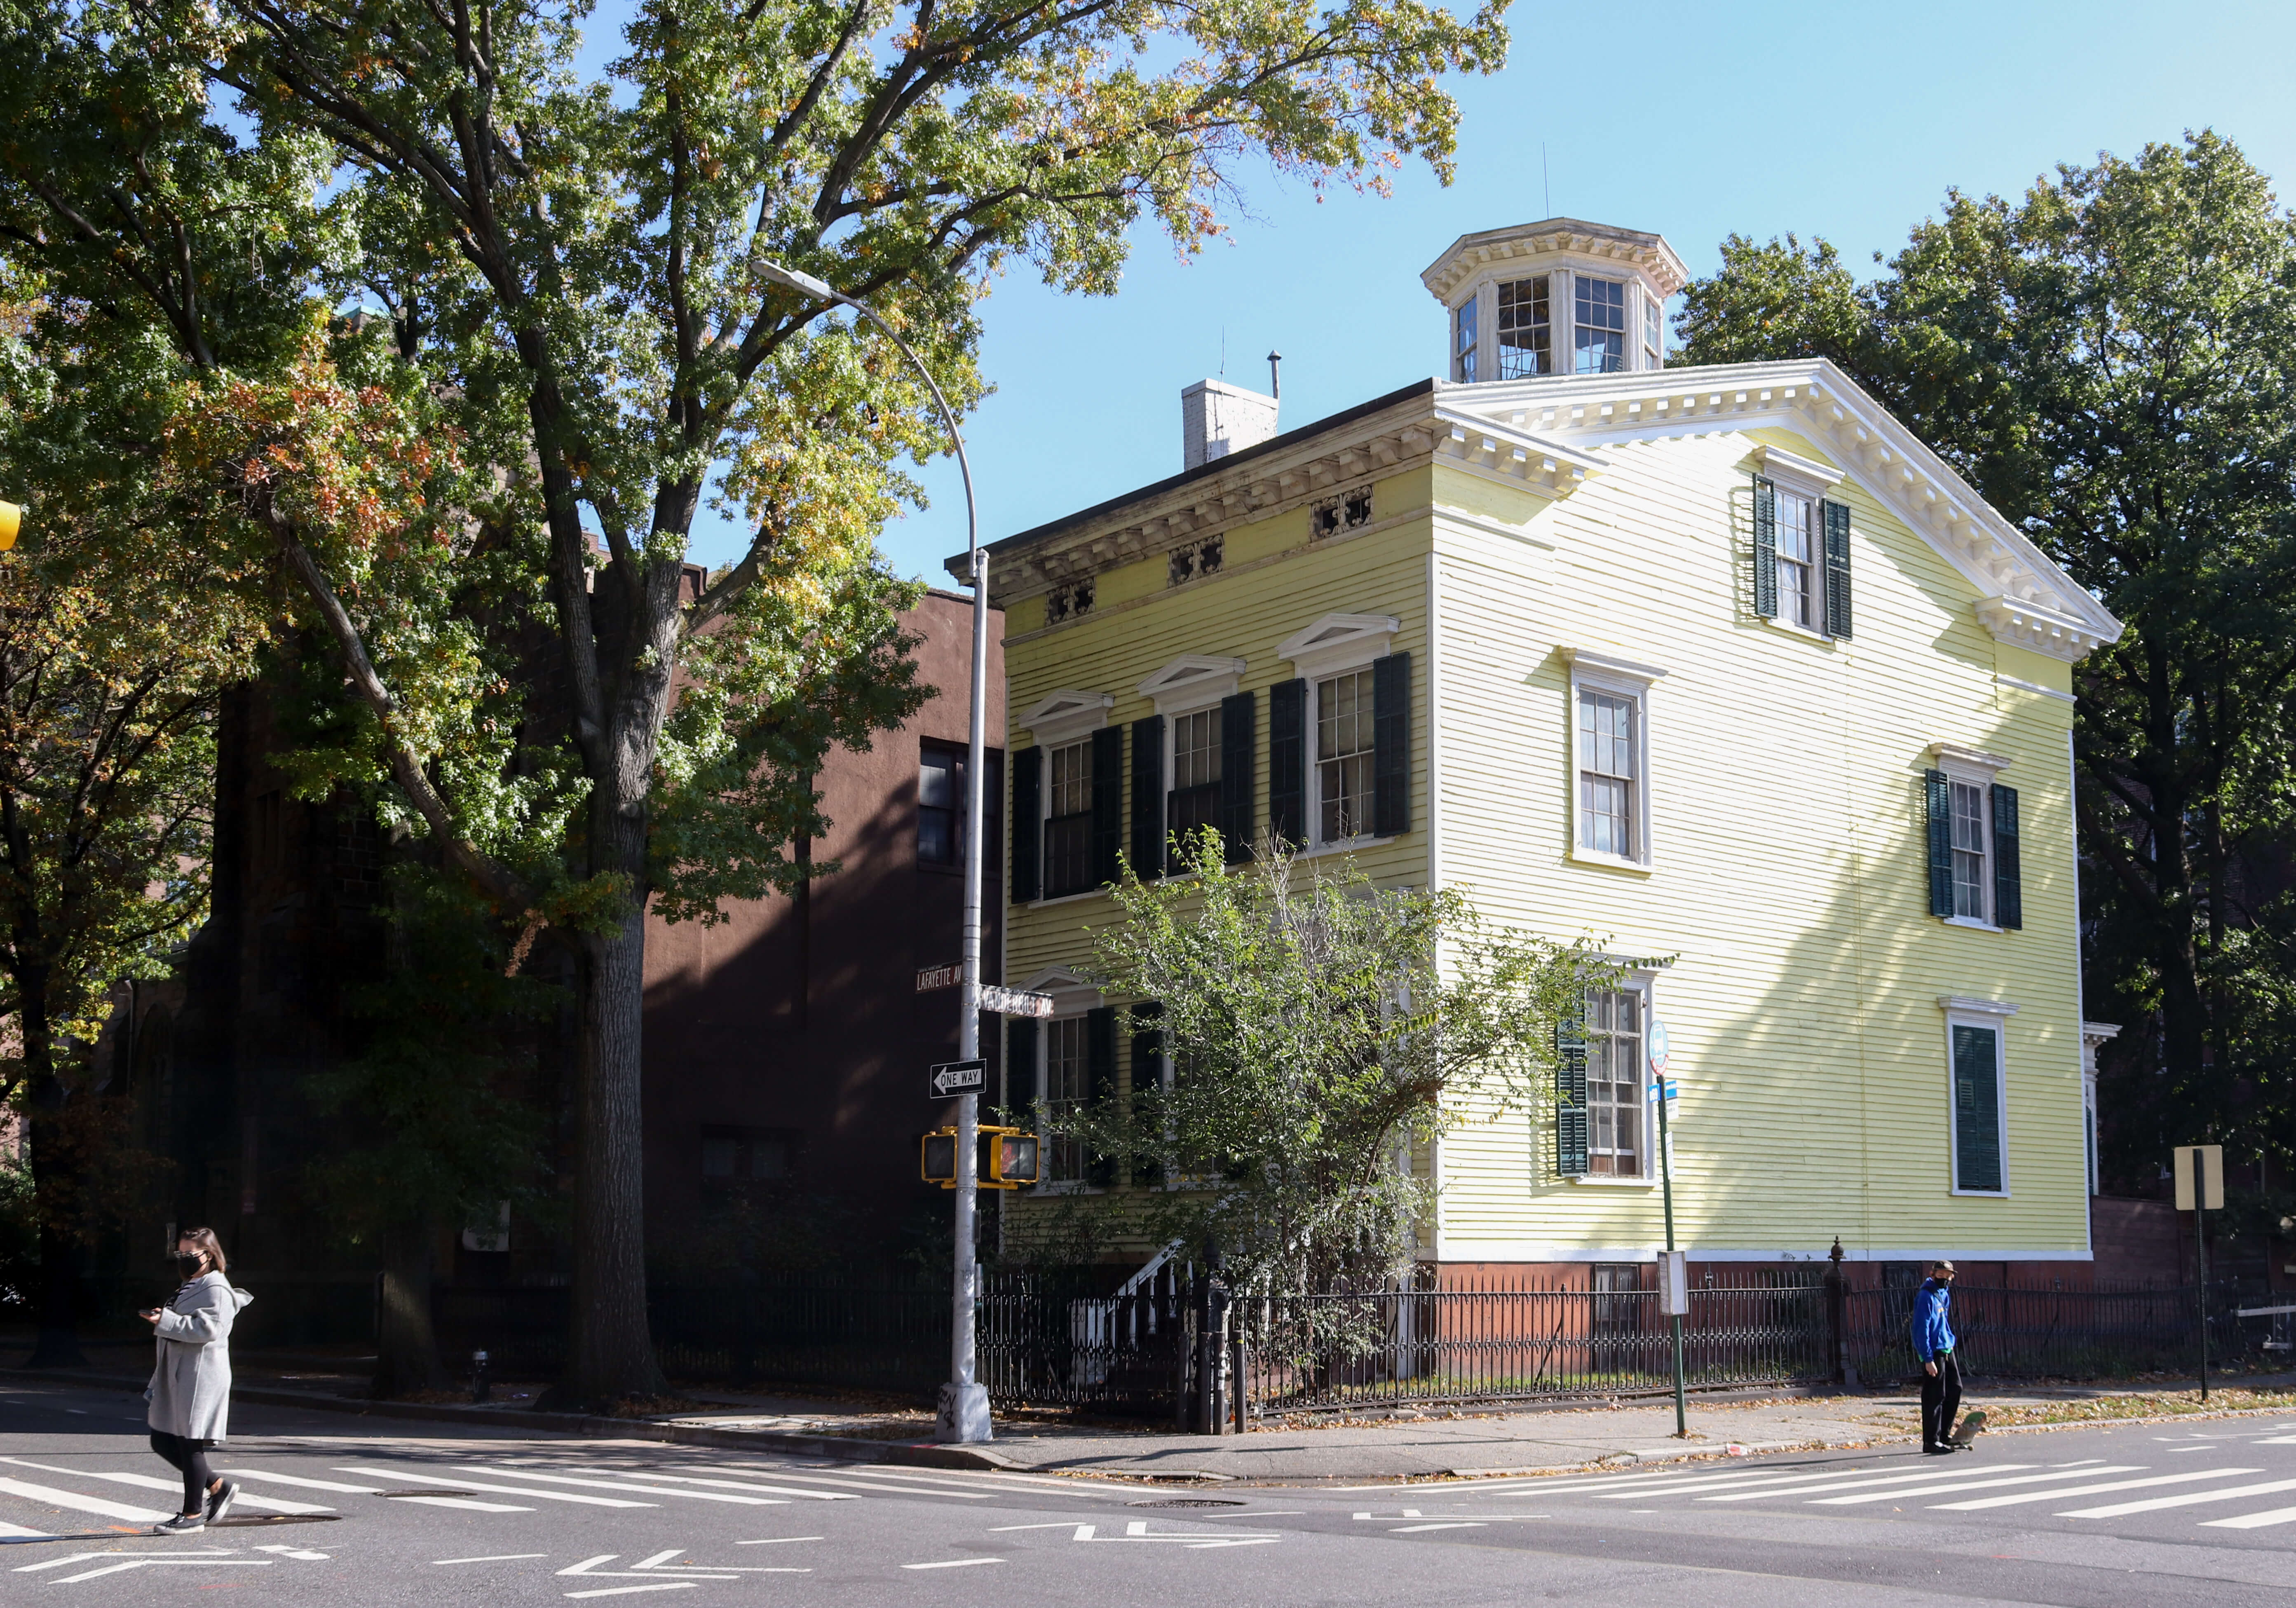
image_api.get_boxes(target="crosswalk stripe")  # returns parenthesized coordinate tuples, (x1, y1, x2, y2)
(1594, 1468, 1897, 1500)
(217, 1469, 382, 1495)
(0, 1474, 169, 1523)
(728, 1471, 992, 1500)
(1810, 1466, 2145, 1507)
(553, 1472, 855, 1503)
(0, 1519, 56, 1538)
(2202, 1504, 2296, 1530)
(332, 1466, 654, 1508)
(1696, 1465, 2046, 1503)
(825, 1467, 1156, 1501)
(1929, 1468, 2261, 1512)
(0, 1460, 333, 1515)
(458, 1467, 785, 1505)
(394, 1496, 535, 1512)
(2059, 1476, 2296, 1519)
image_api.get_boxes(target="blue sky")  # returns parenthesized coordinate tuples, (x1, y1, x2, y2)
(657, 1, 2296, 584)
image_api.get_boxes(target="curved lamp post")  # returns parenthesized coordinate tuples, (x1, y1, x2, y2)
(756, 262, 994, 1443)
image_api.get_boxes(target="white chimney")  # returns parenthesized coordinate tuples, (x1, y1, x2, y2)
(1181, 378, 1279, 471)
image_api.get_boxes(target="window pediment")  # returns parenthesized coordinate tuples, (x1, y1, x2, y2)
(1752, 443, 1845, 495)
(1928, 742, 2012, 779)
(1137, 655, 1248, 716)
(1018, 689, 1113, 746)
(1277, 612, 1401, 680)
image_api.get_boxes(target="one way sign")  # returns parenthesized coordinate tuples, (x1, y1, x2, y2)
(928, 1058, 986, 1098)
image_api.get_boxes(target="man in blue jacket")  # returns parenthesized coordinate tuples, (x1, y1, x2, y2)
(1912, 1260, 1963, 1453)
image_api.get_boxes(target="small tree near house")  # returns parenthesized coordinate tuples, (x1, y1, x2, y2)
(1045, 832, 1623, 1294)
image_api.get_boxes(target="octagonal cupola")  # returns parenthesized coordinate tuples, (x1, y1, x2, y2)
(1422, 218, 1688, 383)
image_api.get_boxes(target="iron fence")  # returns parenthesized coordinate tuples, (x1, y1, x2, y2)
(1843, 1282, 2258, 1382)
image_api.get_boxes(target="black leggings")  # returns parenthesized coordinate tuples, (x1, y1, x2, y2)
(150, 1432, 218, 1515)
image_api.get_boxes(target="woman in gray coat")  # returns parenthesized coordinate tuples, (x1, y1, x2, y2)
(138, 1227, 253, 1533)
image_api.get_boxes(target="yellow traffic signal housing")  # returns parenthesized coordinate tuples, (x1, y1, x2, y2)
(919, 1125, 1040, 1190)
(0, 500, 19, 552)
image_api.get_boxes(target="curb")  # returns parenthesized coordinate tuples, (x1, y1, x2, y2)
(0, 1367, 1018, 1472)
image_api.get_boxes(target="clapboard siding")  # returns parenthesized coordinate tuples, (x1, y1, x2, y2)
(1431, 427, 2084, 1262)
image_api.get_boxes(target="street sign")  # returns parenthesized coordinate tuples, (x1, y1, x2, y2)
(1658, 1249, 1689, 1317)
(1646, 1018, 1670, 1077)
(978, 984, 1055, 1018)
(916, 963, 960, 993)
(2174, 1144, 2224, 1212)
(929, 1058, 986, 1099)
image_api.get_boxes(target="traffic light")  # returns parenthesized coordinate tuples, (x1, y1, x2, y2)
(0, 501, 19, 552)
(919, 1125, 1040, 1189)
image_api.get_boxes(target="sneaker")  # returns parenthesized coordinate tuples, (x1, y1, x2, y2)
(206, 1480, 241, 1524)
(1922, 1445, 1956, 1456)
(152, 1512, 207, 1534)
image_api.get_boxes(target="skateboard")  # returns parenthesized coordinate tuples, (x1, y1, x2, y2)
(1950, 1409, 1989, 1446)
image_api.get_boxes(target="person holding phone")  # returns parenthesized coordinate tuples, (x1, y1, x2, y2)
(139, 1228, 253, 1533)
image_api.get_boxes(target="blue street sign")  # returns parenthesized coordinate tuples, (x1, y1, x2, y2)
(1647, 1019, 1670, 1077)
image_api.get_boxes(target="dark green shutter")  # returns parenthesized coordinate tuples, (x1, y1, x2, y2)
(1086, 1005, 1117, 1186)
(1090, 725, 1123, 888)
(1555, 1012, 1589, 1178)
(1822, 498, 1853, 639)
(1752, 475, 1779, 618)
(1992, 783, 2022, 929)
(1218, 690, 1255, 864)
(1008, 1015, 1039, 1113)
(1952, 1024, 2003, 1192)
(1924, 769, 1954, 917)
(1372, 651, 1412, 838)
(1130, 1002, 1164, 1190)
(1269, 677, 1307, 849)
(1010, 745, 1041, 904)
(1130, 715, 1164, 880)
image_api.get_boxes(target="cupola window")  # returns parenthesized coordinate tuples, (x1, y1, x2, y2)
(1498, 276, 1553, 378)
(1453, 296, 1478, 383)
(1573, 276, 1628, 374)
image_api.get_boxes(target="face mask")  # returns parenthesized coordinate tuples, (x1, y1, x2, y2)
(175, 1252, 205, 1276)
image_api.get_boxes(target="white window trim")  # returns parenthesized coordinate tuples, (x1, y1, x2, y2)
(1018, 689, 1113, 748)
(1571, 972, 1658, 1186)
(1279, 612, 1400, 850)
(1562, 648, 1664, 872)
(1752, 443, 1845, 496)
(1940, 996, 2016, 1198)
(1023, 968, 1107, 1195)
(1931, 744, 2012, 931)
(1137, 655, 1247, 718)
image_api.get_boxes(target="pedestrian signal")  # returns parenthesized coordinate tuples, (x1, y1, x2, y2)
(919, 1125, 1039, 1189)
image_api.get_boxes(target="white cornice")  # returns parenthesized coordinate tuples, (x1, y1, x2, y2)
(1939, 995, 2020, 1017)
(1929, 742, 2013, 778)
(1561, 646, 1668, 685)
(1137, 654, 1248, 715)
(1447, 359, 2122, 663)
(1420, 219, 1689, 303)
(1752, 442, 1845, 490)
(1278, 612, 1401, 680)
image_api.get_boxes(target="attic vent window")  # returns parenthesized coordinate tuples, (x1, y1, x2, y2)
(1311, 486, 1373, 539)
(1168, 534, 1224, 587)
(1045, 578, 1095, 624)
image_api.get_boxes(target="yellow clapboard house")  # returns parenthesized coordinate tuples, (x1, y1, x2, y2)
(957, 218, 2122, 1285)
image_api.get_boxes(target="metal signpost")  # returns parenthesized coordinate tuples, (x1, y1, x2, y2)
(1647, 1019, 1687, 1437)
(2173, 1144, 2224, 1401)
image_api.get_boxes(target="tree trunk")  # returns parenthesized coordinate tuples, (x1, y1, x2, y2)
(21, 971, 87, 1369)
(371, 1230, 443, 1398)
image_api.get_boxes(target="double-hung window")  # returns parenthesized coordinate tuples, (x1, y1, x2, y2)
(1942, 1006, 2012, 1195)
(1497, 276, 1552, 378)
(1585, 989, 1645, 1178)
(1573, 276, 1628, 374)
(1773, 489, 1819, 630)
(1044, 739, 1093, 896)
(917, 746, 962, 866)
(1316, 668, 1376, 842)
(1168, 707, 1222, 844)
(1950, 780, 1989, 919)
(1923, 747, 2022, 929)
(1454, 294, 1479, 383)
(1642, 294, 1663, 370)
(1041, 1015, 1091, 1186)
(1577, 690, 1637, 859)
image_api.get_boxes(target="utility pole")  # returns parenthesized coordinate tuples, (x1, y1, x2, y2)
(1649, 1018, 1686, 1438)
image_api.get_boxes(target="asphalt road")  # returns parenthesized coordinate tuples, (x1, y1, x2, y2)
(3, 1375, 2294, 1606)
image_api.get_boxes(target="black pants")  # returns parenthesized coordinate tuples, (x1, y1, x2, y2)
(1920, 1351, 1963, 1448)
(150, 1432, 217, 1515)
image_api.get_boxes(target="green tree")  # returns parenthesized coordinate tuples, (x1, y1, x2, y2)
(1055, 834, 1616, 1290)
(1676, 132, 2296, 1191)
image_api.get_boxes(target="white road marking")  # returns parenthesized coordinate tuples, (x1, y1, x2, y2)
(253, 1544, 332, 1560)
(1812, 1467, 2148, 1507)
(0, 1474, 168, 1522)
(734, 1536, 824, 1545)
(333, 1466, 653, 1508)
(396, 1496, 535, 1512)
(564, 1585, 698, 1598)
(833, 1466, 1162, 1499)
(47, 1555, 277, 1585)
(699, 1469, 989, 1500)
(2254, 1436, 2296, 1445)
(2059, 1477, 2296, 1518)
(0, 1519, 56, 1537)
(902, 1557, 1004, 1568)
(1931, 1468, 2262, 1512)
(217, 1469, 383, 1494)
(2203, 1504, 2296, 1530)
(556, 1471, 845, 1502)
(1695, 1465, 2047, 1504)
(1391, 1522, 1485, 1533)
(1586, 1466, 1896, 1499)
(0, 1460, 332, 1514)
(456, 1467, 788, 1505)
(434, 1554, 551, 1564)
(991, 1521, 1089, 1532)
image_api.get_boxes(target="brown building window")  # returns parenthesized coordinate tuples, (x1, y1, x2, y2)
(701, 1127, 794, 1194)
(918, 746, 962, 866)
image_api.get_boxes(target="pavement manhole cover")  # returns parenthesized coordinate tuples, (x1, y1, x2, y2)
(1128, 1498, 1246, 1508)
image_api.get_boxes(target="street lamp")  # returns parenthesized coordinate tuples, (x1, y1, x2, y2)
(756, 261, 994, 1444)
